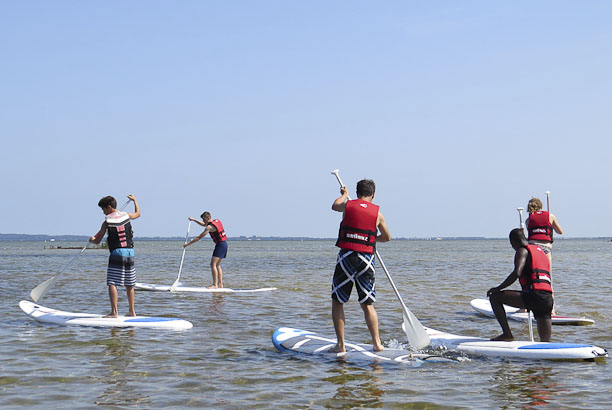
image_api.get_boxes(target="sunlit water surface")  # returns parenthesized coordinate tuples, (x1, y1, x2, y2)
(1, 239, 610, 408)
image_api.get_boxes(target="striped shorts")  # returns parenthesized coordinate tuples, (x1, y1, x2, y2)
(107, 248, 136, 287)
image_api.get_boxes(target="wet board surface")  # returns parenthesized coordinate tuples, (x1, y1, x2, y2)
(470, 298, 595, 326)
(426, 326, 607, 360)
(135, 282, 277, 293)
(19, 300, 193, 330)
(272, 327, 456, 364)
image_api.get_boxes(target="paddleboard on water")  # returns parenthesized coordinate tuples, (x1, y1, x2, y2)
(19, 300, 193, 330)
(426, 326, 607, 360)
(470, 298, 595, 326)
(272, 327, 455, 364)
(135, 282, 277, 293)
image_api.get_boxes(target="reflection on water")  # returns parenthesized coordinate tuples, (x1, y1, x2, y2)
(321, 365, 386, 408)
(94, 328, 147, 407)
(489, 364, 562, 409)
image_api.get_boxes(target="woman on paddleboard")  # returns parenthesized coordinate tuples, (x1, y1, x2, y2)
(487, 228, 553, 342)
(90, 195, 141, 318)
(330, 179, 390, 353)
(525, 197, 563, 267)
(184, 211, 228, 289)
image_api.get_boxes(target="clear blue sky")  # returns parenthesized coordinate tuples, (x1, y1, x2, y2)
(1, 1, 610, 238)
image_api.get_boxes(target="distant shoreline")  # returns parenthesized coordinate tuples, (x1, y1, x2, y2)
(1, 233, 610, 242)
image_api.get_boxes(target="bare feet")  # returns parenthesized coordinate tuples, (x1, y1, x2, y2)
(373, 343, 384, 352)
(491, 334, 514, 342)
(103, 314, 118, 318)
(207, 285, 218, 289)
(329, 344, 346, 353)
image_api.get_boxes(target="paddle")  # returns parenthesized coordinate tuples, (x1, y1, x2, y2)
(516, 206, 534, 341)
(171, 219, 192, 292)
(30, 199, 131, 303)
(331, 169, 430, 349)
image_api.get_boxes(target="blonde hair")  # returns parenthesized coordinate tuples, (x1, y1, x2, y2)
(527, 197, 543, 214)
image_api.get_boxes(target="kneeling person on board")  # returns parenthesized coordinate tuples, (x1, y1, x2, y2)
(184, 212, 228, 289)
(90, 195, 141, 318)
(330, 179, 391, 353)
(487, 228, 553, 342)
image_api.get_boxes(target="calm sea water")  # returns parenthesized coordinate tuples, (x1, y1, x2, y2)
(1, 239, 610, 409)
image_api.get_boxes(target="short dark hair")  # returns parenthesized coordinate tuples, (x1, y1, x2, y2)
(98, 196, 117, 209)
(201, 211, 211, 220)
(356, 179, 376, 198)
(509, 227, 526, 247)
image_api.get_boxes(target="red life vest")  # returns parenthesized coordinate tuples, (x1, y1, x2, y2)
(527, 211, 553, 243)
(209, 219, 227, 244)
(519, 244, 553, 293)
(335, 199, 379, 254)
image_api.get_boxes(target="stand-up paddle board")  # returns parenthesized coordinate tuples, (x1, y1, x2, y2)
(19, 300, 193, 330)
(470, 298, 595, 326)
(426, 326, 607, 360)
(135, 282, 277, 293)
(272, 327, 455, 364)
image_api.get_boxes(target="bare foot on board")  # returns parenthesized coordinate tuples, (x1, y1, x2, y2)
(490, 334, 514, 342)
(328, 344, 346, 353)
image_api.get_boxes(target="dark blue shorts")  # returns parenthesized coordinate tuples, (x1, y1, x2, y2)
(212, 241, 228, 258)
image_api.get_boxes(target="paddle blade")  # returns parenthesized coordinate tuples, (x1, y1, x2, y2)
(401, 311, 430, 349)
(30, 276, 58, 302)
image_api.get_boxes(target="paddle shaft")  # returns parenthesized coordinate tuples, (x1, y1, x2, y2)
(172, 220, 192, 290)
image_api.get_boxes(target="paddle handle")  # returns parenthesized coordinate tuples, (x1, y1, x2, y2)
(516, 207, 524, 229)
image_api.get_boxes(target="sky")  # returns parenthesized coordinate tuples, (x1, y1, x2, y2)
(1, 1, 611, 238)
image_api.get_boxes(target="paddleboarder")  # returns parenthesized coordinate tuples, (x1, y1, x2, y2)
(90, 195, 141, 318)
(525, 197, 563, 266)
(184, 211, 228, 289)
(330, 179, 391, 353)
(487, 228, 553, 342)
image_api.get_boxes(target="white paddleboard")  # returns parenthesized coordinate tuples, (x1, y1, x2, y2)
(272, 327, 455, 364)
(135, 282, 277, 293)
(19, 300, 193, 330)
(426, 326, 607, 360)
(470, 298, 595, 326)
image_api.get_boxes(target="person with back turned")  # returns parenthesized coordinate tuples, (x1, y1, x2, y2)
(330, 179, 391, 353)
(487, 228, 553, 342)
(90, 195, 141, 318)
(526, 197, 563, 267)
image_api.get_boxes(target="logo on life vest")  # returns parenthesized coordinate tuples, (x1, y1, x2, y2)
(360, 203, 368, 208)
(346, 233, 369, 241)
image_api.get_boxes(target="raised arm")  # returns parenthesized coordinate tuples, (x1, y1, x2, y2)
(188, 217, 208, 227)
(331, 186, 349, 212)
(127, 194, 141, 220)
